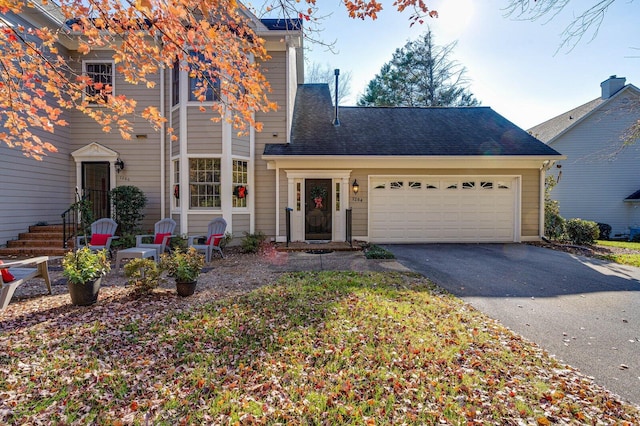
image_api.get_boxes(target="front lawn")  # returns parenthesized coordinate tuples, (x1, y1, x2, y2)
(595, 240, 640, 267)
(1, 271, 638, 424)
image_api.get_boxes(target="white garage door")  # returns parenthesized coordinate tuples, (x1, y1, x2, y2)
(369, 176, 519, 243)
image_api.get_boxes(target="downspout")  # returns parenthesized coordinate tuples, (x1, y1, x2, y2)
(539, 160, 554, 239)
(160, 67, 166, 216)
(275, 166, 280, 240)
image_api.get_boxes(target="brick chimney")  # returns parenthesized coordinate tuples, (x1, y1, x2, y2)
(600, 75, 626, 99)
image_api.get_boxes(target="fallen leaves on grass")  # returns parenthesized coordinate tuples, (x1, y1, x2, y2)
(1, 271, 639, 424)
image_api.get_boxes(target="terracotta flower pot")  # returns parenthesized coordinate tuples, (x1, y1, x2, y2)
(176, 281, 197, 297)
(67, 277, 102, 306)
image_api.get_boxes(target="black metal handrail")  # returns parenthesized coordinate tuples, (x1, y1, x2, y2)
(61, 203, 81, 249)
(61, 189, 98, 249)
(285, 207, 293, 247)
(346, 207, 352, 247)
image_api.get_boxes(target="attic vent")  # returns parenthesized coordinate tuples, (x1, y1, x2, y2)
(332, 69, 340, 126)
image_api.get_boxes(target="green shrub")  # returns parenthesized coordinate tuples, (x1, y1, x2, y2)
(168, 235, 188, 251)
(545, 202, 566, 241)
(544, 176, 566, 241)
(124, 258, 162, 295)
(160, 247, 205, 283)
(597, 223, 612, 240)
(363, 244, 395, 259)
(220, 232, 233, 248)
(241, 231, 267, 253)
(566, 218, 600, 246)
(112, 233, 136, 249)
(110, 186, 147, 235)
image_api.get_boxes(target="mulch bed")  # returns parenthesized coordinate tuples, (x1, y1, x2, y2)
(527, 240, 640, 258)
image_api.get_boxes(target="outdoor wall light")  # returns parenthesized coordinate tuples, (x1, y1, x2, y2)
(352, 179, 359, 194)
(115, 158, 125, 173)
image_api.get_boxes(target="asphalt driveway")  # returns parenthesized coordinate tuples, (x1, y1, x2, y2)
(382, 243, 640, 406)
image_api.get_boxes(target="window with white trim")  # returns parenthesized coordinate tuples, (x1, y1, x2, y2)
(188, 51, 220, 102)
(189, 158, 221, 208)
(232, 159, 248, 208)
(173, 160, 180, 208)
(84, 61, 113, 104)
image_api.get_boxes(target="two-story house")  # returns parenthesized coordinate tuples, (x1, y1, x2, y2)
(1, 2, 563, 252)
(530, 76, 640, 239)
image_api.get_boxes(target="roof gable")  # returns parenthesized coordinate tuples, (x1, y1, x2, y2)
(264, 84, 562, 157)
(529, 84, 640, 145)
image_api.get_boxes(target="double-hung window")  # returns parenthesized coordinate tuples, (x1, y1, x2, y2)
(189, 158, 221, 208)
(188, 51, 219, 102)
(84, 61, 113, 104)
(232, 160, 248, 208)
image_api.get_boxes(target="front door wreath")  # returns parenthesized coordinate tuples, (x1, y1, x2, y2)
(310, 185, 327, 209)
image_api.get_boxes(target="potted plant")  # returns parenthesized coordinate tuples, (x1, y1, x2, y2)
(160, 247, 205, 297)
(124, 258, 162, 296)
(62, 247, 111, 306)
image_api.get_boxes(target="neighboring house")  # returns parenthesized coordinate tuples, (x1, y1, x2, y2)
(529, 76, 640, 238)
(0, 3, 563, 249)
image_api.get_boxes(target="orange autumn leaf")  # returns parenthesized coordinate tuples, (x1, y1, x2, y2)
(0, 0, 438, 159)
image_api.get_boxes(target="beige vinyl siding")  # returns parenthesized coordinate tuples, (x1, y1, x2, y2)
(277, 168, 289, 236)
(254, 51, 288, 237)
(253, 161, 277, 236)
(520, 169, 541, 237)
(346, 171, 369, 238)
(548, 94, 640, 237)
(231, 133, 250, 157)
(67, 52, 164, 231)
(186, 112, 223, 154)
(186, 214, 222, 236)
(232, 213, 250, 239)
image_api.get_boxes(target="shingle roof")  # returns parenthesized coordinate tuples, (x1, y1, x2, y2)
(264, 84, 562, 157)
(625, 189, 640, 202)
(528, 97, 604, 144)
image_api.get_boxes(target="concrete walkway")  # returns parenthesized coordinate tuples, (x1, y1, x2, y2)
(267, 250, 411, 273)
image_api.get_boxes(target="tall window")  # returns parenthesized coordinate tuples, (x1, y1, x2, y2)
(171, 60, 180, 106)
(173, 160, 180, 208)
(189, 158, 221, 208)
(84, 62, 113, 104)
(232, 160, 248, 208)
(188, 51, 219, 102)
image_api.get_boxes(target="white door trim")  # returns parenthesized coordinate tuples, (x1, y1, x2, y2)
(285, 170, 352, 241)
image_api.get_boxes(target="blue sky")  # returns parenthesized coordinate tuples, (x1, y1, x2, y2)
(295, 0, 640, 130)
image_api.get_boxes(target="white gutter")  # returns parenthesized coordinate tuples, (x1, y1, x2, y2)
(160, 66, 166, 216)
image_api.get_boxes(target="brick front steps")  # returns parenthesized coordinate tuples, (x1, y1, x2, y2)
(0, 224, 74, 257)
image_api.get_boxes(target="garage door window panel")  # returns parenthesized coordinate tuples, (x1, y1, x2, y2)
(445, 181, 458, 190)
